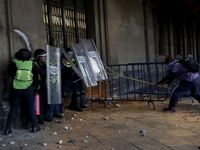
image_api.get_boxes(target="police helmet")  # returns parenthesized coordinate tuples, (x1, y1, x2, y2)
(15, 49, 32, 61)
(34, 49, 46, 59)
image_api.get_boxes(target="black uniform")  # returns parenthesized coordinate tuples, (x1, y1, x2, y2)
(61, 58, 86, 111)
(5, 59, 46, 134)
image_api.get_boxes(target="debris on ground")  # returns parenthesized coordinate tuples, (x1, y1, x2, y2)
(139, 130, 146, 136)
(116, 104, 120, 107)
(10, 141, 15, 145)
(74, 114, 77, 116)
(124, 123, 128, 125)
(43, 143, 47, 146)
(80, 119, 83, 121)
(58, 140, 63, 144)
(83, 140, 88, 143)
(141, 106, 145, 109)
(64, 126, 68, 130)
(92, 114, 96, 116)
(58, 146, 62, 148)
(105, 117, 109, 120)
(43, 127, 49, 130)
(69, 139, 76, 143)
(1, 144, 6, 147)
(89, 133, 92, 135)
(51, 132, 57, 135)
(86, 136, 88, 138)
(55, 120, 64, 123)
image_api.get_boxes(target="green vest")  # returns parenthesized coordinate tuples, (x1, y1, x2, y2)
(12, 59, 33, 89)
(66, 58, 75, 67)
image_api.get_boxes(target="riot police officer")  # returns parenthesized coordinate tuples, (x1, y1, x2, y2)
(5, 49, 45, 135)
(33, 49, 47, 124)
(61, 49, 87, 112)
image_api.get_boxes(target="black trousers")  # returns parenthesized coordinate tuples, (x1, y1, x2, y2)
(6, 86, 37, 129)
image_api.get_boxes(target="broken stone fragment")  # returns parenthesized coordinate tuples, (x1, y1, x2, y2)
(10, 141, 15, 145)
(69, 139, 76, 143)
(43, 143, 47, 146)
(58, 140, 63, 144)
(51, 132, 57, 135)
(115, 104, 120, 107)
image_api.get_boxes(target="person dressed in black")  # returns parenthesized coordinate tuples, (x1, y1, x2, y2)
(32, 49, 47, 124)
(33, 49, 63, 122)
(5, 49, 45, 135)
(61, 49, 87, 112)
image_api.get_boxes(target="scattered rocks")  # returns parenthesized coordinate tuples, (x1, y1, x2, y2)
(10, 141, 15, 145)
(139, 130, 146, 136)
(116, 104, 120, 107)
(64, 126, 69, 130)
(69, 139, 76, 143)
(51, 132, 57, 135)
(58, 140, 63, 144)
(43, 143, 47, 146)
(55, 120, 64, 123)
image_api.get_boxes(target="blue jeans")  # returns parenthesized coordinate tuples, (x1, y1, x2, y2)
(169, 77, 200, 108)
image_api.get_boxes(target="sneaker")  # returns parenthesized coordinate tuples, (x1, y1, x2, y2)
(163, 107, 176, 112)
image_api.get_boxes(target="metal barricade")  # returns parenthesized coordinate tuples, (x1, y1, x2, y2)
(86, 62, 172, 109)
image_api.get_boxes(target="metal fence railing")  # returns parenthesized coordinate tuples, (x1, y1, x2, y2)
(86, 62, 174, 109)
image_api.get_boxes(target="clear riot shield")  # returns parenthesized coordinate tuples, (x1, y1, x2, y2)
(71, 43, 98, 87)
(46, 45, 62, 104)
(81, 39, 108, 81)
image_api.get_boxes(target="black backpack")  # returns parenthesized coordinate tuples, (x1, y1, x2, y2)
(178, 58, 200, 73)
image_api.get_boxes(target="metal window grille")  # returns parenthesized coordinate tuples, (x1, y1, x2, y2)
(43, 0, 87, 48)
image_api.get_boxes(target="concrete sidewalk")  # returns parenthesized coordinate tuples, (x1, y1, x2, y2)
(0, 98, 200, 150)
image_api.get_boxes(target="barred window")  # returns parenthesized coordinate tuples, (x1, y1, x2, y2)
(43, 0, 87, 48)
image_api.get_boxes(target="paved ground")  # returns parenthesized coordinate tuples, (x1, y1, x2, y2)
(0, 98, 200, 150)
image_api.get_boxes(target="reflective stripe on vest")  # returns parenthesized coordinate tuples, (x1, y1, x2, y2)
(66, 58, 75, 67)
(12, 59, 33, 89)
